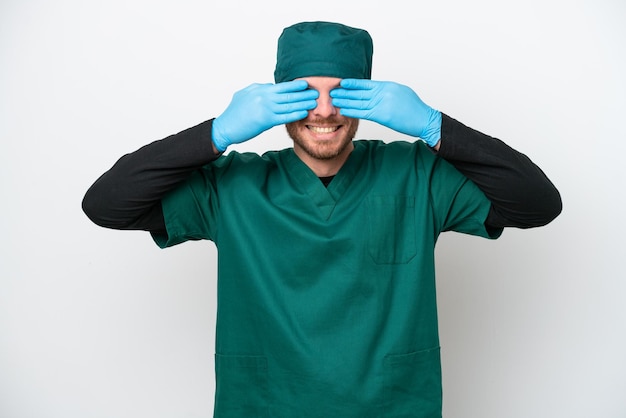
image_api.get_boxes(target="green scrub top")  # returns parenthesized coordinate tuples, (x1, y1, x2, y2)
(153, 140, 500, 418)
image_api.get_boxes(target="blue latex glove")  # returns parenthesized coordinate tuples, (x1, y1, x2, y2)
(212, 80, 319, 152)
(330, 79, 442, 147)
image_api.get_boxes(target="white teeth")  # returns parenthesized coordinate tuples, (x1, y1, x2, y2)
(309, 126, 338, 134)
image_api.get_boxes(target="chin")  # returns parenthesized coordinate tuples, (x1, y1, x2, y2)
(287, 128, 347, 158)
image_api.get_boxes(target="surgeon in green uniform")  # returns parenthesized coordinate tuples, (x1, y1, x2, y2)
(83, 21, 562, 418)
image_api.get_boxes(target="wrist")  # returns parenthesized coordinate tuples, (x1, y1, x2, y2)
(212, 141, 223, 155)
(211, 118, 228, 152)
(422, 109, 442, 147)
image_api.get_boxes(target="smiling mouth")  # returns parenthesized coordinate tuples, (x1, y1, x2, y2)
(307, 125, 340, 134)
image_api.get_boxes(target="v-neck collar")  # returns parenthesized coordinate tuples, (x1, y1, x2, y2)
(282, 143, 365, 220)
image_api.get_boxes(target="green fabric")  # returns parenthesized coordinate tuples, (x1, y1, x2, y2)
(153, 140, 500, 417)
(274, 21, 373, 83)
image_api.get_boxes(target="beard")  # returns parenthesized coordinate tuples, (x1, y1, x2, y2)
(285, 117, 359, 161)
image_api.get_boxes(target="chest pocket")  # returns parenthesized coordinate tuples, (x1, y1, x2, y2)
(366, 195, 417, 264)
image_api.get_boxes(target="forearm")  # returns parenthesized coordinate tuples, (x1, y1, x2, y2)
(436, 114, 562, 229)
(82, 119, 221, 231)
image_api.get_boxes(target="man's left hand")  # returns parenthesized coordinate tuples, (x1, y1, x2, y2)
(330, 79, 442, 147)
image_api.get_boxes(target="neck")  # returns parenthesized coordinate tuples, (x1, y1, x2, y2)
(294, 142, 354, 177)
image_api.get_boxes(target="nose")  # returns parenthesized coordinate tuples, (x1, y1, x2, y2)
(312, 92, 337, 118)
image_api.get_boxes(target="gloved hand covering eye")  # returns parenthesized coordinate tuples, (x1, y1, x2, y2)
(212, 80, 319, 152)
(330, 79, 442, 147)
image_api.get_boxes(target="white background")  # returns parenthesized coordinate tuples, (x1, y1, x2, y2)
(1, 0, 625, 417)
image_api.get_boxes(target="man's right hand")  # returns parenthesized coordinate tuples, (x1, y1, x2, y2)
(212, 80, 319, 152)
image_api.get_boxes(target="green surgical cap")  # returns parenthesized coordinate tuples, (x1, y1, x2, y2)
(274, 21, 373, 83)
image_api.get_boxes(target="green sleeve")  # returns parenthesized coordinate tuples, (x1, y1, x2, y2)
(426, 150, 503, 239)
(151, 161, 223, 248)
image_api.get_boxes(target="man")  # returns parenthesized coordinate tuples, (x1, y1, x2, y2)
(83, 21, 561, 418)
